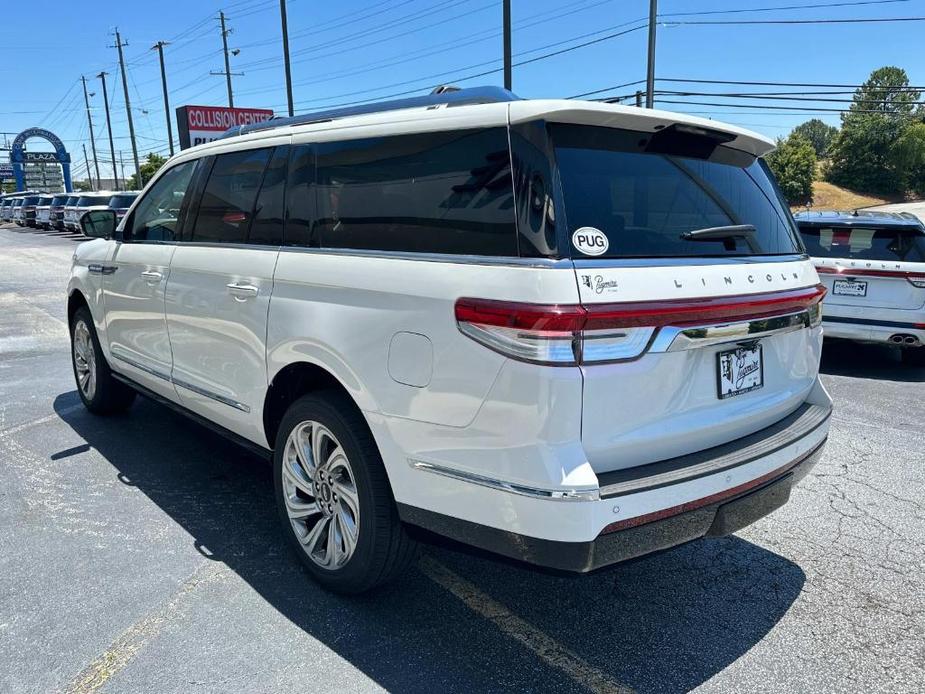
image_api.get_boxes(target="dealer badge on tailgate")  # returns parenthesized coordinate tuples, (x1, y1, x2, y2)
(717, 343, 764, 399)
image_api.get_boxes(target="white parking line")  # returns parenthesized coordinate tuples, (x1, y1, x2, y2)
(419, 555, 633, 694)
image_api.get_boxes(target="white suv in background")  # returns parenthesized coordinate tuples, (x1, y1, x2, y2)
(795, 210, 925, 366)
(67, 87, 831, 593)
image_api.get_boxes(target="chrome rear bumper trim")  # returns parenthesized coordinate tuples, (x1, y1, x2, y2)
(597, 402, 831, 499)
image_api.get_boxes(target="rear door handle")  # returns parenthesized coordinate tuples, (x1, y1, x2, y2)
(141, 270, 163, 283)
(226, 282, 259, 300)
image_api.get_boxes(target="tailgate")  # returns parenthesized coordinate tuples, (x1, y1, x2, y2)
(816, 262, 925, 311)
(576, 259, 823, 472)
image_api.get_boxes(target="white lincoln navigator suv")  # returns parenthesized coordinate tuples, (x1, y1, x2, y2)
(67, 87, 832, 593)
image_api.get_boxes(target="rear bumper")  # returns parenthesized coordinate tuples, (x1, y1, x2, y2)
(823, 315, 925, 345)
(400, 440, 824, 572)
(398, 396, 832, 572)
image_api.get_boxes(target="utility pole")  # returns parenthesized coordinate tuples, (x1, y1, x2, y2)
(502, 0, 512, 91)
(80, 76, 101, 186)
(220, 11, 234, 107)
(114, 29, 142, 187)
(635, 90, 643, 107)
(97, 71, 119, 191)
(152, 41, 175, 156)
(279, 1, 294, 116)
(119, 151, 126, 190)
(645, 0, 657, 108)
(82, 143, 94, 189)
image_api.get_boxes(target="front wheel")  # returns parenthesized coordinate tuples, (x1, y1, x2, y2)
(273, 392, 417, 594)
(70, 306, 136, 414)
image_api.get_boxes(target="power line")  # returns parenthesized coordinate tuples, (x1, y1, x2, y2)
(663, 16, 925, 26)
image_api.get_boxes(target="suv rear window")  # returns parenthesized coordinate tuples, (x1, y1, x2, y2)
(798, 224, 925, 263)
(77, 195, 111, 206)
(551, 124, 801, 259)
(108, 194, 137, 208)
(51, 195, 69, 206)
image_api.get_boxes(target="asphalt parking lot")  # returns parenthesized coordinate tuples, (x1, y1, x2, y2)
(1, 223, 923, 694)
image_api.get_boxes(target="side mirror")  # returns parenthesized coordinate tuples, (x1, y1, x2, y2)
(81, 210, 117, 239)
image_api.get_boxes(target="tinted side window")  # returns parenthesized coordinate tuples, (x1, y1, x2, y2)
(129, 160, 198, 242)
(285, 144, 315, 247)
(249, 146, 288, 245)
(191, 148, 271, 244)
(510, 120, 560, 257)
(315, 128, 517, 256)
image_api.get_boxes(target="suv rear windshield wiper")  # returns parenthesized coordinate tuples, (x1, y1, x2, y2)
(681, 224, 757, 241)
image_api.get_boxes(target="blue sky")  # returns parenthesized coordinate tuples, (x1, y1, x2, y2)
(2, 0, 924, 181)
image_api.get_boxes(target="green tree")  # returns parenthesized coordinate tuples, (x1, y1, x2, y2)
(128, 153, 167, 190)
(765, 133, 817, 205)
(74, 180, 93, 192)
(826, 66, 921, 194)
(791, 119, 838, 158)
(890, 121, 925, 195)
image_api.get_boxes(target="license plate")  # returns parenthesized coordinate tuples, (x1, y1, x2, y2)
(717, 344, 764, 399)
(833, 278, 868, 297)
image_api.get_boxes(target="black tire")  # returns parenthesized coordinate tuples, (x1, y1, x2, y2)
(70, 306, 136, 415)
(902, 346, 925, 367)
(273, 391, 418, 594)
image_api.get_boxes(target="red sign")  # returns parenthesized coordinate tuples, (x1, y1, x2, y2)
(176, 105, 275, 149)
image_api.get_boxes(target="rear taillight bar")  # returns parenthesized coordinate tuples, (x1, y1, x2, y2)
(455, 285, 826, 366)
(816, 265, 925, 288)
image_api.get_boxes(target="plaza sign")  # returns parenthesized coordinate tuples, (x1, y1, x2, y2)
(175, 105, 274, 149)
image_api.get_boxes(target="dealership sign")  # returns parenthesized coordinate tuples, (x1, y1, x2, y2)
(175, 105, 274, 149)
(0, 164, 13, 179)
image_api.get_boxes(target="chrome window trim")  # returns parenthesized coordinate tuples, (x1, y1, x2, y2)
(408, 458, 600, 501)
(282, 245, 571, 268)
(111, 351, 250, 413)
(571, 254, 809, 269)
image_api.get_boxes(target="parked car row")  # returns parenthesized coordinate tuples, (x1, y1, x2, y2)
(0, 191, 139, 232)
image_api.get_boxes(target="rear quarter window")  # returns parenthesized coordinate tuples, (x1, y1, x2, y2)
(313, 127, 517, 256)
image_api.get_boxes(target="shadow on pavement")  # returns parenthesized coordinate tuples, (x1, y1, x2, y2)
(54, 390, 804, 693)
(820, 339, 925, 382)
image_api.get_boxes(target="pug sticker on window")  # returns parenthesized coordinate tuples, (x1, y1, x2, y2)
(571, 227, 609, 256)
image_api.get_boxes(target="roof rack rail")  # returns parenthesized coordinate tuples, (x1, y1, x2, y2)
(219, 85, 520, 140)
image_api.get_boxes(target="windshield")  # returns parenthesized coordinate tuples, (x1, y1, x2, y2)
(38, 197, 53, 205)
(66, 197, 80, 205)
(23, 196, 39, 205)
(108, 194, 137, 208)
(551, 124, 802, 259)
(798, 224, 925, 263)
(51, 195, 69, 206)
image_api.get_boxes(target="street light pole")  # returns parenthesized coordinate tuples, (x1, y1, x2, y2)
(97, 71, 119, 191)
(280, 0, 294, 116)
(152, 41, 175, 156)
(80, 76, 101, 186)
(645, 0, 657, 108)
(503, 0, 512, 91)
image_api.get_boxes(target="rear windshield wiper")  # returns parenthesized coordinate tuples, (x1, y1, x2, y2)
(681, 224, 757, 241)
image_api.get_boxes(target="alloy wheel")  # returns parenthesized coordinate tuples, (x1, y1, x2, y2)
(281, 420, 360, 569)
(73, 320, 97, 401)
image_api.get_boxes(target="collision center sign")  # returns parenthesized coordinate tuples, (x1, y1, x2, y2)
(175, 105, 274, 149)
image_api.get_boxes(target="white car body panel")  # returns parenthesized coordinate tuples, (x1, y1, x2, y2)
(165, 245, 278, 443)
